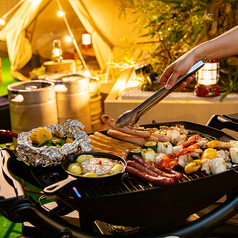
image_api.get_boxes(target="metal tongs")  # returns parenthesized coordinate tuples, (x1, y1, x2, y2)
(116, 60, 205, 127)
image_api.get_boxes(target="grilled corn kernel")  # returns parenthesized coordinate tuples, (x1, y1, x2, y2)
(30, 128, 52, 144)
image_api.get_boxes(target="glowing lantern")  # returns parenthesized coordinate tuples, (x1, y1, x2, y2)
(194, 59, 220, 97)
(52, 40, 63, 62)
(82, 31, 92, 49)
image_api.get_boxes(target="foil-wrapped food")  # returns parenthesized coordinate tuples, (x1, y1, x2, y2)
(16, 120, 91, 167)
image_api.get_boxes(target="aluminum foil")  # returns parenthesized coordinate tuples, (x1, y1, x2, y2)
(16, 120, 91, 167)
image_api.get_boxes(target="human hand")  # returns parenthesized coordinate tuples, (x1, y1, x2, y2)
(159, 54, 197, 90)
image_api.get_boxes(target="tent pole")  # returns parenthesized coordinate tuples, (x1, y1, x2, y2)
(56, 0, 89, 72)
(1, 0, 25, 19)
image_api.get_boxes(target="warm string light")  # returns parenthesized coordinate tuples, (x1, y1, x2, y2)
(56, 0, 89, 74)
(109, 61, 137, 71)
(65, 36, 72, 43)
(0, 19, 5, 26)
(57, 10, 64, 17)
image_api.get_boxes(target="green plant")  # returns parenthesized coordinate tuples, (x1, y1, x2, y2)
(118, 0, 210, 75)
(219, 65, 238, 101)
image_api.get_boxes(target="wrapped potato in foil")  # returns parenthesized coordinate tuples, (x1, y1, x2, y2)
(16, 119, 91, 167)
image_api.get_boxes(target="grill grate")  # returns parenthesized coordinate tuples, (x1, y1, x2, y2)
(67, 169, 208, 199)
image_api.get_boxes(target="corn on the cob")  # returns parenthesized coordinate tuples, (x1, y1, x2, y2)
(30, 128, 52, 144)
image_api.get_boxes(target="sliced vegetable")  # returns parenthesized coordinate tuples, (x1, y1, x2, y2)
(210, 157, 227, 175)
(230, 147, 238, 163)
(110, 164, 122, 175)
(160, 154, 178, 169)
(76, 154, 94, 164)
(176, 144, 199, 157)
(157, 142, 173, 154)
(184, 159, 202, 174)
(84, 172, 98, 177)
(67, 163, 82, 175)
(201, 148, 217, 160)
(207, 140, 230, 150)
(143, 141, 157, 152)
(166, 129, 180, 144)
(128, 148, 141, 159)
(207, 140, 219, 148)
(154, 129, 166, 135)
(141, 148, 156, 162)
(230, 140, 238, 149)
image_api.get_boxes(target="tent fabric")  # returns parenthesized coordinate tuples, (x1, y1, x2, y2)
(67, 0, 113, 71)
(0, 0, 144, 79)
(0, 0, 48, 72)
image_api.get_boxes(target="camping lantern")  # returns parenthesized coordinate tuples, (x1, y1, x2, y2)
(52, 40, 63, 62)
(194, 59, 220, 97)
(82, 31, 92, 49)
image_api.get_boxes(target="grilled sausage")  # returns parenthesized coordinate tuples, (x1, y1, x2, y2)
(94, 132, 142, 150)
(90, 144, 127, 160)
(125, 166, 174, 186)
(107, 130, 147, 146)
(133, 155, 180, 180)
(89, 134, 130, 152)
(101, 114, 151, 138)
(145, 134, 159, 143)
(150, 161, 183, 180)
(151, 133, 170, 142)
(89, 138, 128, 156)
(127, 160, 158, 177)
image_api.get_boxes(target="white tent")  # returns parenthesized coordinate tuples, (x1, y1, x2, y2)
(0, 0, 143, 80)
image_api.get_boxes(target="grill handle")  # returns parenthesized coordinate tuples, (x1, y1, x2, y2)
(206, 114, 238, 132)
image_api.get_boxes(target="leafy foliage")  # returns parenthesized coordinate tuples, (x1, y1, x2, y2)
(219, 66, 238, 101)
(118, 0, 210, 75)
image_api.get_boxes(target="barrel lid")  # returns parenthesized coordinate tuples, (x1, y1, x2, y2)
(7, 80, 54, 92)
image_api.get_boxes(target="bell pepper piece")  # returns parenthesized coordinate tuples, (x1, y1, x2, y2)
(184, 159, 202, 174)
(201, 148, 217, 160)
(207, 140, 219, 148)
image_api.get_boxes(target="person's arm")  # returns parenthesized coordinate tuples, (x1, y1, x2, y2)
(160, 25, 238, 90)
